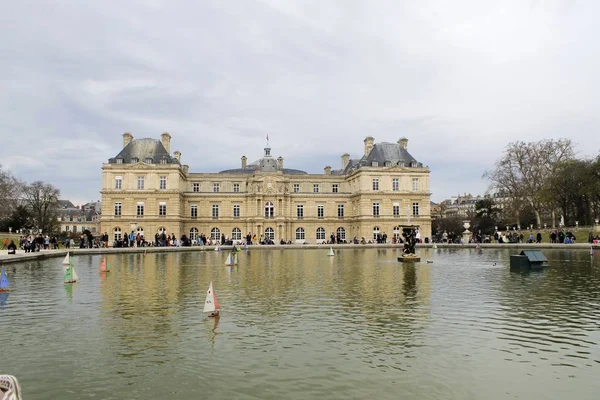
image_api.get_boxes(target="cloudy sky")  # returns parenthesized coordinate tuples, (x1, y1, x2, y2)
(1, 0, 598, 205)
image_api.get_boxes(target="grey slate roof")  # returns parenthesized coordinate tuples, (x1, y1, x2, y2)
(332, 141, 422, 174)
(108, 138, 178, 164)
(58, 200, 76, 209)
(219, 146, 307, 175)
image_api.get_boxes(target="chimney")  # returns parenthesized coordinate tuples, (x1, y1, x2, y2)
(364, 136, 374, 156)
(341, 153, 350, 170)
(277, 156, 283, 170)
(324, 166, 332, 175)
(123, 132, 133, 148)
(161, 132, 172, 154)
(241, 156, 247, 168)
(399, 137, 408, 150)
(174, 150, 181, 163)
(183, 164, 189, 174)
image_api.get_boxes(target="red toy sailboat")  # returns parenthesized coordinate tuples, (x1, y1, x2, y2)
(99, 257, 110, 272)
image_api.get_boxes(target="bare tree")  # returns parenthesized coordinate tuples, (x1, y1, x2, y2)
(483, 139, 574, 228)
(22, 181, 61, 234)
(0, 164, 23, 223)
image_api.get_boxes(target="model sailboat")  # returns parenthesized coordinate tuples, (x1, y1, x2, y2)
(0, 268, 10, 292)
(64, 260, 78, 284)
(328, 247, 335, 257)
(62, 252, 70, 265)
(99, 257, 110, 272)
(203, 281, 220, 318)
(225, 252, 238, 266)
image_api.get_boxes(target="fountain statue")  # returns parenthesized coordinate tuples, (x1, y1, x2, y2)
(398, 226, 420, 262)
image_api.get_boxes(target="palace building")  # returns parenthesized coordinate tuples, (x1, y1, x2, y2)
(100, 133, 431, 244)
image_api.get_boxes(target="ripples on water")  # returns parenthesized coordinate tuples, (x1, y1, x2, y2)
(2, 248, 600, 399)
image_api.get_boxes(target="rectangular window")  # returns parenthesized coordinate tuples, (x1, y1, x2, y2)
(372, 178, 379, 191)
(392, 178, 399, 191)
(317, 205, 324, 219)
(297, 204, 304, 219)
(137, 176, 145, 190)
(137, 202, 144, 216)
(233, 183, 240, 193)
(233, 204, 240, 218)
(160, 176, 167, 190)
(412, 202, 419, 216)
(371, 161, 378, 167)
(373, 202, 380, 217)
(116, 158, 123, 164)
(193, 183, 200, 192)
(191, 204, 197, 217)
(293, 184, 300, 193)
(114, 202, 122, 216)
(332, 184, 338, 193)
(313, 184, 319, 193)
(338, 204, 344, 218)
(393, 203, 400, 217)
(212, 204, 219, 218)
(213, 183, 220, 193)
(131, 158, 138, 164)
(159, 202, 166, 216)
(160, 159, 167, 164)
(115, 176, 122, 190)
(412, 178, 419, 192)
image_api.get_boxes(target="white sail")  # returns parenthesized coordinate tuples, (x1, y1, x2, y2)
(203, 282, 216, 313)
(225, 253, 233, 266)
(62, 253, 70, 265)
(72, 266, 79, 282)
(214, 245, 220, 251)
(432, 244, 438, 249)
(328, 247, 334, 256)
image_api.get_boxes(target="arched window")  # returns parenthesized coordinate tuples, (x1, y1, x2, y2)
(265, 201, 274, 218)
(336, 227, 346, 241)
(265, 227, 274, 241)
(393, 226, 401, 242)
(113, 227, 122, 241)
(316, 227, 326, 241)
(232, 228, 242, 241)
(189, 228, 199, 240)
(296, 227, 305, 240)
(373, 226, 380, 241)
(136, 227, 144, 237)
(210, 228, 220, 241)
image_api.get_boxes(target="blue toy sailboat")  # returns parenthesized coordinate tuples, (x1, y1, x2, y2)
(0, 267, 10, 292)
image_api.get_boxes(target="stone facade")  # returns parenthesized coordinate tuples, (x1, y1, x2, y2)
(100, 133, 432, 244)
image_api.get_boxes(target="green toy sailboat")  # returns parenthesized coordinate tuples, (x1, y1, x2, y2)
(64, 260, 78, 284)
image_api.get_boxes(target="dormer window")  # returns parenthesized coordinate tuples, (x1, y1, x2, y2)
(398, 162, 405, 167)
(116, 158, 123, 164)
(131, 158, 138, 164)
(371, 161, 378, 167)
(384, 161, 391, 167)
(410, 161, 417, 167)
(160, 158, 167, 164)
(145, 158, 153, 164)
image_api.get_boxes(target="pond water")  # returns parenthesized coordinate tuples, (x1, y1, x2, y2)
(1, 248, 600, 399)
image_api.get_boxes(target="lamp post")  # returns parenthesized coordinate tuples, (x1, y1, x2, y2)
(575, 221, 579, 227)
(8, 227, 12, 234)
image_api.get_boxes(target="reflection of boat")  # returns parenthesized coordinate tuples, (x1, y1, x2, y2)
(204, 312, 220, 347)
(328, 247, 334, 257)
(432, 244, 438, 249)
(64, 260, 78, 284)
(0, 292, 8, 309)
(62, 252, 70, 265)
(203, 281, 220, 318)
(0, 268, 9, 292)
(99, 257, 110, 272)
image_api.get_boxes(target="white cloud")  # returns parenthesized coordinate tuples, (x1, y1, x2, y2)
(1, 0, 598, 203)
